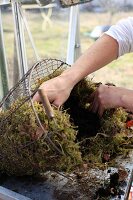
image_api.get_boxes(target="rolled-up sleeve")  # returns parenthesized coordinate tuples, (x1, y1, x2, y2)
(105, 17, 133, 57)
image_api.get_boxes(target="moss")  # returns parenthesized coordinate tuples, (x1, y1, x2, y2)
(63, 78, 132, 169)
(0, 100, 82, 176)
(64, 79, 100, 139)
(100, 108, 128, 136)
(0, 69, 132, 176)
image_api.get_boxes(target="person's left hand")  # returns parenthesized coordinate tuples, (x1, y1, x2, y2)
(89, 84, 127, 116)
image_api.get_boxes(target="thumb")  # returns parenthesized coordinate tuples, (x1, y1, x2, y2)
(33, 92, 41, 102)
(53, 99, 62, 108)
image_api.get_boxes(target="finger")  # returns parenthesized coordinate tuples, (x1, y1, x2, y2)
(89, 103, 99, 114)
(88, 91, 96, 103)
(88, 94, 96, 111)
(53, 101, 60, 108)
(90, 99, 99, 113)
(33, 89, 54, 103)
(89, 92, 99, 113)
(33, 92, 41, 102)
(98, 104, 105, 117)
(53, 98, 64, 108)
(92, 99, 99, 113)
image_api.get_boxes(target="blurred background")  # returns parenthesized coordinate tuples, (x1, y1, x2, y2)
(1, 0, 133, 91)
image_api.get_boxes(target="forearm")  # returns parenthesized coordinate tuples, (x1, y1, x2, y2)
(121, 92, 133, 112)
(61, 34, 118, 87)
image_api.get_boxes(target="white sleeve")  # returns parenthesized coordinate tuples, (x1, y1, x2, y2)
(105, 17, 133, 57)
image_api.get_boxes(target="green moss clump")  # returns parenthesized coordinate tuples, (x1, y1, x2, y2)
(0, 99, 82, 176)
(100, 108, 128, 136)
(63, 78, 132, 168)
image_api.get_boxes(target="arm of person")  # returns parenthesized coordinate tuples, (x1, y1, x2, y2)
(64, 17, 133, 85)
(33, 34, 118, 105)
(61, 34, 118, 86)
(33, 17, 133, 108)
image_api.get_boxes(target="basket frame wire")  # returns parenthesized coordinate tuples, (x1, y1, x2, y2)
(28, 59, 69, 155)
(0, 70, 33, 130)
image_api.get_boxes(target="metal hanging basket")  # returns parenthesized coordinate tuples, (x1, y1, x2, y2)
(0, 58, 82, 176)
(0, 59, 68, 120)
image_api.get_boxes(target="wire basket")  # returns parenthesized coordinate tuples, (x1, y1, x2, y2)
(0, 59, 67, 128)
(0, 58, 82, 175)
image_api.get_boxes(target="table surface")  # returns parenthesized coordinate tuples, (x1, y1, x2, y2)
(0, 152, 132, 200)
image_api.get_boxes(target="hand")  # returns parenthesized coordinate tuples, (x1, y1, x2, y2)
(33, 75, 73, 107)
(89, 85, 132, 116)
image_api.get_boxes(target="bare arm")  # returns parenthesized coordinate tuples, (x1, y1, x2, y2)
(33, 34, 119, 106)
(33, 21, 133, 114)
(61, 34, 118, 86)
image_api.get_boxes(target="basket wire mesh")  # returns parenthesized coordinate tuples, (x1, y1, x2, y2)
(0, 59, 69, 154)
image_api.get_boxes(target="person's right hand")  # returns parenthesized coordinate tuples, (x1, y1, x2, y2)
(33, 75, 73, 107)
